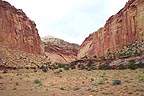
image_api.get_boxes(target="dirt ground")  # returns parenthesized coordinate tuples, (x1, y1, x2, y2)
(0, 69, 144, 96)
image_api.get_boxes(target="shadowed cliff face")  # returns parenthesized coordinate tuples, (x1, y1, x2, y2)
(0, 0, 44, 55)
(78, 0, 144, 59)
(42, 36, 79, 64)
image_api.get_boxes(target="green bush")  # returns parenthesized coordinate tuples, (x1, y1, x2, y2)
(87, 61, 93, 67)
(138, 62, 144, 68)
(78, 64, 85, 70)
(119, 64, 126, 70)
(98, 79, 105, 84)
(34, 79, 41, 84)
(60, 87, 65, 90)
(112, 80, 121, 85)
(99, 64, 110, 70)
(49, 64, 58, 69)
(42, 67, 48, 72)
(39, 65, 48, 72)
(86, 60, 97, 71)
(57, 63, 65, 68)
(87, 66, 96, 71)
(139, 76, 144, 82)
(56, 64, 70, 70)
(34, 79, 42, 86)
(128, 60, 137, 70)
(129, 60, 136, 63)
(70, 63, 76, 69)
(64, 65, 69, 70)
(128, 63, 137, 70)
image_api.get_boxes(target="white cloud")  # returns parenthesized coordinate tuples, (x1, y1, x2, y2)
(4, 0, 128, 44)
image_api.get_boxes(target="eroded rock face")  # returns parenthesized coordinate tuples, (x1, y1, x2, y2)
(42, 36, 79, 64)
(0, 46, 47, 68)
(0, 0, 44, 55)
(78, 0, 144, 59)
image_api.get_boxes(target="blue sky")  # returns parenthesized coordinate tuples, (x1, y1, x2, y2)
(5, 0, 128, 44)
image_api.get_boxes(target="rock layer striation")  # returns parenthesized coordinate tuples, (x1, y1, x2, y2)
(42, 36, 79, 64)
(0, 0, 44, 55)
(78, 0, 144, 59)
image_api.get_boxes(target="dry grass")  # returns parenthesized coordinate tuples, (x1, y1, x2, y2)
(0, 69, 144, 96)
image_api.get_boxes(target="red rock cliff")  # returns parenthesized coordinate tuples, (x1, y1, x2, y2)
(0, 0, 44, 55)
(42, 36, 79, 64)
(78, 0, 144, 59)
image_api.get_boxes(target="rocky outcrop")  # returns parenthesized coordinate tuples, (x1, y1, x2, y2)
(0, 46, 47, 68)
(0, 0, 44, 55)
(42, 36, 79, 64)
(0, 0, 47, 68)
(78, 0, 144, 59)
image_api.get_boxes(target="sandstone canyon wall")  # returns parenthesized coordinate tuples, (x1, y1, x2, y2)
(0, 0, 44, 55)
(0, 0, 47, 68)
(42, 36, 79, 64)
(78, 0, 144, 59)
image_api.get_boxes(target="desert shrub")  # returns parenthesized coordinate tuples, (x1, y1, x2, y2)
(98, 79, 105, 84)
(57, 63, 70, 70)
(0, 76, 2, 79)
(128, 60, 137, 70)
(2, 69, 8, 73)
(87, 66, 96, 71)
(13, 88, 16, 90)
(57, 63, 65, 68)
(134, 50, 142, 56)
(119, 64, 126, 70)
(69, 63, 76, 69)
(93, 55, 97, 58)
(112, 80, 121, 85)
(39, 65, 45, 69)
(34, 79, 42, 86)
(87, 61, 93, 67)
(44, 62, 51, 65)
(78, 64, 85, 70)
(39, 65, 48, 72)
(86, 60, 97, 71)
(128, 63, 137, 70)
(16, 82, 19, 86)
(34, 79, 41, 84)
(25, 67, 29, 69)
(49, 65, 56, 70)
(48, 64, 56, 70)
(13, 67, 17, 70)
(42, 67, 48, 72)
(99, 64, 110, 70)
(91, 78, 94, 82)
(74, 87, 81, 91)
(60, 87, 65, 90)
(64, 64, 69, 70)
(34, 68, 37, 72)
(138, 62, 144, 68)
(30, 66, 36, 69)
(139, 76, 144, 82)
(129, 60, 136, 64)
